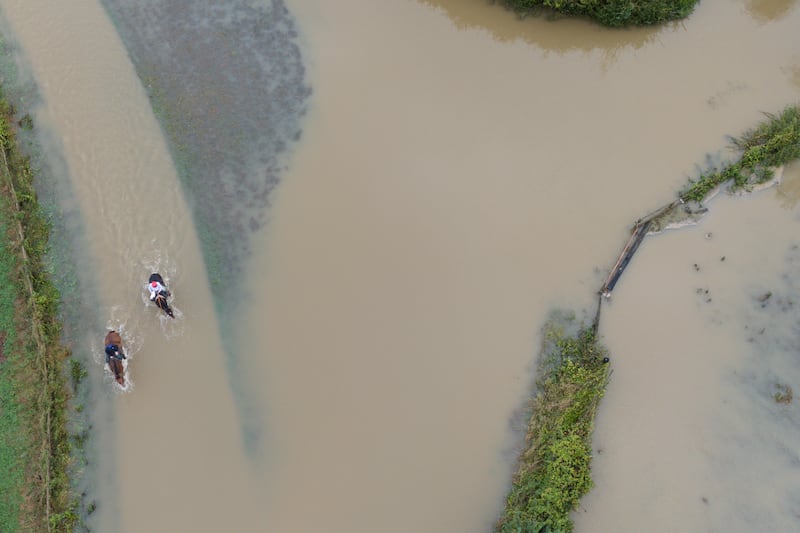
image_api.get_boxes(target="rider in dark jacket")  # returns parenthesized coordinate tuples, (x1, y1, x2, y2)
(105, 343, 125, 364)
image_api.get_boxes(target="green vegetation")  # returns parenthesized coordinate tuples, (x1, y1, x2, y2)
(774, 383, 793, 404)
(497, 0, 699, 27)
(496, 314, 610, 533)
(681, 106, 800, 203)
(496, 106, 800, 532)
(0, 211, 24, 532)
(0, 91, 77, 531)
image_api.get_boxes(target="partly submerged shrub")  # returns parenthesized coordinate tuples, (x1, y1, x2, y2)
(497, 0, 699, 27)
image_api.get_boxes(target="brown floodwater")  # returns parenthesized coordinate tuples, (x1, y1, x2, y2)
(0, 1, 263, 531)
(575, 162, 800, 531)
(0, 0, 798, 531)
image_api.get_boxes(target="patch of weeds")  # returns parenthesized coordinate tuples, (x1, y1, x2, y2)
(17, 113, 32, 130)
(71, 429, 89, 450)
(70, 358, 87, 389)
(496, 313, 611, 533)
(682, 106, 800, 203)
(774, 383, 793, 404)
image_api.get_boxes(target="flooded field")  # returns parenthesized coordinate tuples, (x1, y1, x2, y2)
(576, 162, 800, 531)
(0, 0, 797, 531)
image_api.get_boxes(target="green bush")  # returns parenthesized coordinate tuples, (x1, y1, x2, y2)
(496, 319, 610, 533)
(497, 0, 699, 27)
(681, 106, 800, 203)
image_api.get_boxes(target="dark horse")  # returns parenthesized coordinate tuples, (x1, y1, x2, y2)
(104, 330, 127, 386)
(149, 273, 175, 318)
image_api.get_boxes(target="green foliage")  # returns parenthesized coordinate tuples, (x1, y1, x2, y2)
(69, 359, 87, 389)
(0, 201, 24, 532)
(497, 0, 699, 27)
(496, 317, 610, 533)
(0, 87, 77, 531)
(681, 106, 800, 203)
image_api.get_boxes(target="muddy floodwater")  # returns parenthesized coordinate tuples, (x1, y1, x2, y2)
(0, 0, 798, 531)
(574, 162, 800, 531)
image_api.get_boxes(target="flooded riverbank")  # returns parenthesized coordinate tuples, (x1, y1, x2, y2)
(0, 0, 797, 531)
(576, 162, 800, 531)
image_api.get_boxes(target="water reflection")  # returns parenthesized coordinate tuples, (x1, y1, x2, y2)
(418, 0, 663, 60)
(742, 0, 798, 23)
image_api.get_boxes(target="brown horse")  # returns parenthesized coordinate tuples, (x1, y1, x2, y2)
(149, 273, 175, 318)
(154, 293, 175, 319)
(104, 330, 126, 386)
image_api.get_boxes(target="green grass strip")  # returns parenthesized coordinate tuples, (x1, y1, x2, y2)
(681, 105, 800, 203)
(0, 208, 24, 533)
(496, 315, 610, 533)
(497, 0, 699, 27)
(0, 89, 77, 531)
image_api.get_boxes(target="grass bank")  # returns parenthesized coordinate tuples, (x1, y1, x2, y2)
(496, 314, 610, 533)
(0, 91, 77, 531)
(497, 0, 699, 27)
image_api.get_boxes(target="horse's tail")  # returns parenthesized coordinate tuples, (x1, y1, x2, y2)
(156, 295, 175, 319)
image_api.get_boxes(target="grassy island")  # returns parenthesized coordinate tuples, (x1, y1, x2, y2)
(497, 0, 700, 27)
(496, 316, 610, 533)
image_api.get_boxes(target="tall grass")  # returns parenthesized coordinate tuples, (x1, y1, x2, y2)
(681, 106, 800, 203)
(496, 315, 610, 533)
(0, 90, 77, 531)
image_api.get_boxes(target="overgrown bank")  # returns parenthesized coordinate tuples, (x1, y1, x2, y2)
(497, 0, 699, 27)
(496, 315, 610, 533)
(0, 91, 77, 530)
(681, 106, 800, 202)
(496, 105, 800, 532)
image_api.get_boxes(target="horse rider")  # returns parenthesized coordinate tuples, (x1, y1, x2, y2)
(148, 279, 171, 302)
(104, 342, 126, 363)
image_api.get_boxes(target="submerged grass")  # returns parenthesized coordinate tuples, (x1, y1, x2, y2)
(496, 314, 610, 533)
(497, 0, 699, 27)
(0, 88, 77, 531)
(681, 106, 800, 203)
